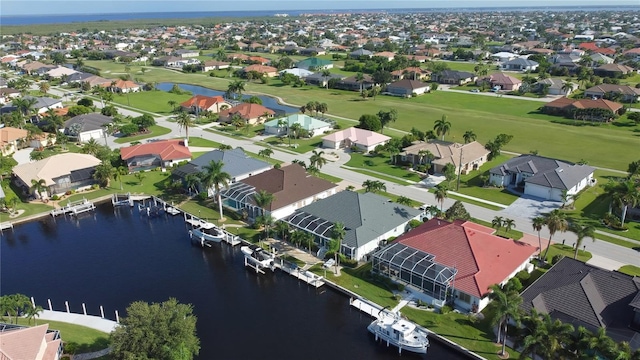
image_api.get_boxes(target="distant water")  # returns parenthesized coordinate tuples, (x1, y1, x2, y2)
(2, 6, 639, 26)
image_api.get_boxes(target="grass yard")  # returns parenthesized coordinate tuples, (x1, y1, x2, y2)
(109, 89, 191, 114)
(618, 265, 640, 277)
(544, 244, 592, 263)
(355, 189, 421, 208)
(13, 318, 109, 354)
(453, 154, 519, 206)
(113, 125, 172, 144)
(263, 135, 323, 154)
(345, 152, 421, 182)
(470, 217, 524, 240)
(184, 137, 222, 148)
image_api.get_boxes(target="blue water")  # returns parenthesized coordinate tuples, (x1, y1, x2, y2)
(157, 82, 299, 115)
(0, 203, 467, 359)
(2, 7, 639, 26)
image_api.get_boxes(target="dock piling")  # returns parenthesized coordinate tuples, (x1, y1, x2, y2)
(65, 301, 70, 313)
(100, 306, 105, 318)
(82, 303, 87, 315)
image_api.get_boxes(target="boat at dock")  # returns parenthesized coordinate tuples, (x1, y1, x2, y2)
(189, 222, 224, 247)
(241, 245, 275, 273)
(367, 311, 429, 355)
(165, 206, 181, 216)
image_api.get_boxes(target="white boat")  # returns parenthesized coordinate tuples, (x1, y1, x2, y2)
(241, 245, 275, 272)
(189, 222, 224, 247)
(367, 312, 429, 354)
(165, 206, 181, 216)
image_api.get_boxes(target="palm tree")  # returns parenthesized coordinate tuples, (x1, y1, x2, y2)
(540, 313, 575, 359)
(396, 196, 412, 206)
(200, 160, 231, 220)
(541, 209, 569, 261)
(258, 148, 273, 158)
(231, 114, 245, 131)
(355, 72, 365, 94)
(309, 150, 327, 170)
(30, 179, 48, 201)
(517, 308, 546, 360)
(503, 218, 516, 236)
(252, 190, 274, 218)
(25, 304, 43, 325)
(185, 173, 201, 194)
(605, 179, 640, 226)
(174, 111, 195, 140)
(628, 161, 640, 179)
(561, 81, 575, 95)
(433, 115, 451, 141)
(288, 123, 302, 147)
(433, 183, 448, 212)
(260, 214, 275, 243)
(570, 223, 595, 259)
(462, 130, 476, 144)
(492, 216, 504, 235)
(532, 216, 546, 260)
(331, 222, 346, 274)
(275, 221, 290, 242)
(362, 179, 386, 193)
(417, 149, 433, 166)
(488, 284, 522, 357)
(321, 69, 332, 89)
(38, 81, 50, 95)
(167, 100, 178, 112)
(82, 138, 101, 156)
(114, 166, 128, 190)
(93, 163, 114, 187)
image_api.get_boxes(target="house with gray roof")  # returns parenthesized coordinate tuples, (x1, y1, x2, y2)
(349, 49, 373, 59)
(534, 78, 575, 96)
(173, 148, 271, 195)
(520, 257, 640, 348)
(64, 113, 113, 142)
(285, 191, 422, 261)
(489, 155, 595, 201)
(501, 58, 539, 72)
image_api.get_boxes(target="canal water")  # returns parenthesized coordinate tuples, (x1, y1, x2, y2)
(156, 82, 300, 115)
(0, 203, 467, 360)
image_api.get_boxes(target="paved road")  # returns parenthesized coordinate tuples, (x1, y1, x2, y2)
(48, 86, 640, 270)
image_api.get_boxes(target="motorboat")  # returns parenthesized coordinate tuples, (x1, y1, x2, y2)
(241, 245, 275, 272)
(189, 222, 224, 247)
(165, 206, 181, 216)
(367, 312, 429, 354)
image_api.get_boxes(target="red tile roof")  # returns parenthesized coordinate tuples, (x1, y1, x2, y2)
(180, 95, 225, 109)
(120, 139, 191, 161)
(397, 219, 536, 298)
(219, 103, 275, 120)
(243, 64, 278, 74)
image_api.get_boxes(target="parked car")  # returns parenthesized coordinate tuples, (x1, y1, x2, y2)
(469, 89, 480, 93)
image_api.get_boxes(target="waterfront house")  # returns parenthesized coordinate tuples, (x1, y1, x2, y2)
(218, 103, 275, 125)
(384, 79, 431, 97)
(180, 95, 231, 114)
(373, 219, 536, 311)
(520, 257, 640, 347)
(120, 139, 192, 172)
(263, 114, 332, 136)
(172, 148, 271, 195)
(322, 127, 390, 153)
(489, 154, 595, 201)
(397, 140, 489, 175)
(64, 113, 113, 143)
(0, 127, 28, 155)
(241, 64, 278, 78)
(101, 79, 140, 93)
(12, 153, 101, 199)
(220, 164, 337, 220)
(285, 191, 422, 261)
(0, 323, 63, 360)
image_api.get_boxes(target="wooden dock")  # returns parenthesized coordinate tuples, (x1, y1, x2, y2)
(277, 261, 325, 288)
(51, 199, 95, 217)
(350, 298, 385, 319)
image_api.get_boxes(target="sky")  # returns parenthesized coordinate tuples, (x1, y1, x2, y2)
(2, 0, 638, 16)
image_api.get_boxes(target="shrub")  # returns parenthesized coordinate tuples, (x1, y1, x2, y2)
(341, 258, 358, 268)
(51, 195, 60, 201)
(440, 305, 452, 314)
(552, 254, 564, 265)
(408, 219, 422, 229)
(196, 192, 208, 201)
(516, 270, 531, 282)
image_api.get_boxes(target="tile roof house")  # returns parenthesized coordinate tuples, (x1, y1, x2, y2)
(478, 73, 522, 91)
(334, 74, 375, 92)
(534, 78, 576, 96)
(390, 67, 431, 81)
(392, 219, 536, 312)
(0, 323, 63, 360)
(64, 113, 113, 143)
(263, 114, 332, 136)
(431, 70, 476, 85)
(12, 153, 101, 198)
(542, 97, 624, 121)
(220, 163, 338, 220)
(584, 84, 640, 103)
(218, 103, 275, 125)
(520, 257, 640, 347)
(593, 63, 636, 78)
(241, 64, 278, 77)
(101, 79, 140, 93)
(120, 139, 192, 172)
(322, 127, 390, 153)
(286, 191, 422, 261)
(385, 79, 431, 97)
(45, 66, 78, 79)
(173, 148, 271, 195)
(490, 154, 595, 202)
(398, 140, 490, 175)
(180, 95, 231, 114)
(201, 60, 230, 71)
(0, 126, 28, 155)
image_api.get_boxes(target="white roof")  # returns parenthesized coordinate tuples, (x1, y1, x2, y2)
(13, 153, 101, 186)
(323, 127, 390, 147)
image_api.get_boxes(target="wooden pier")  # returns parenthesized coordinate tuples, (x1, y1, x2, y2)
(350, 298, 385, 319)
(277, 261, 325, 288)
(51, 199, 95, 217)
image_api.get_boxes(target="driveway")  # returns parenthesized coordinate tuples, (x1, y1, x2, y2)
(13, 148, 33, 165)
(500, 195, 561, 219)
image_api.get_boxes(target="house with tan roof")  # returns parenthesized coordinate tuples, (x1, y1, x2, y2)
(241, 64, 278, 77)
(0, 323, 63, 360)
(220, 163, 338, 220)
(594, 63, 636, 78)
(477, 73, 522, 91)
(322, 127, 390, 153)
(373, 218, 536, 311)
(542, 97, 623, 121)
(45, 66, 78, 79)
(202, 60, 230, 71)
(180, 95, 231, 114)
(12, 153, 101, 198)
(218, 103, 275, 125)
(398, 140, 490, 175)
(120, 139, 192, 172)
(0, 126, 28, 155)
(101, 79, 141, 93)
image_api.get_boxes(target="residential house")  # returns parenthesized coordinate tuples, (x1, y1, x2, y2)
(120, 139, 192, 172)
(490, 51, 518, 63)
(173, 148, 271, 195)
(477, 73, 522, 91)
(21, 61, 55, 75)
(0, 127, 28, 155)
(202, 60, 230, 71)
(594, 63, 636, 78)
(375, 219, 536, 311)
(542, 97, 624, 120)
(489, 154, 595, 201)
(220, 164, 338, 220)
(101, 79, 141, 93)
(0, 88, 21, 104)
(12, 153, 101, 199)
(64, 113, 113, 142)
(584, 84, 640, 102)
(0, 323, 63, 360)
(373, 51, 396, 61)
(174, 49, 200, 58)
(398, 140, 490, 175)
(305, 72, 345, 87)
(349, 49, 373, 59)
(218, 103, 275, 125)
(286, 191, 422, 261)
(385, 79, 431, 97)
(520, 257, 640, 347)
(295, 57, 333, 70)
(45, 66, 78, 79)
(300, 47, 326, 56)
(263, 114, 332, 136)
(280, 68, 314, 78)
(322, 127, 390, 152)
(390, 67, 430, 81)
(534, 78, 576, 96)
(3, 96, 63, 117)
(431, 70, 476, 85)
(589, 53, 615, 65)
(30, 132, 56, 149)
(334, 74, 375, 92)
(501, 58, 539, 72)
(180, 95, 231, 114)
(241, 64, 278, 78)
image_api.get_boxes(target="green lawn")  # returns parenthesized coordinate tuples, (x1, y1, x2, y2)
(618, 265, 640, 277)
(13, 318, 109, 353)
(109, 89, 191, 114)
(454, 154, 519, 206)
(184, 137, 222, 148)
(470, 217, 524, 240)
(113, 125, 172, 144)
(263, 136, 323, 154)
(345, 152, 421, 182)
(544, 244, 592, 263)
(355, 189, 421, 208)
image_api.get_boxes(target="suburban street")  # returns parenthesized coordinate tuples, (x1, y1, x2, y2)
(41, 85, 640, 270)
